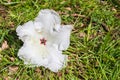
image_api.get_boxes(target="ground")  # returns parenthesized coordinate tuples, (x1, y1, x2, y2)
(0, 0, 120, 80)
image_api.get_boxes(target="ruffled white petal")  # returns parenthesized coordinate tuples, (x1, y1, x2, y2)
(18, 41, 67, 72)
(34, 22, 43, 32)
(35, 9, 61, 33)
(16, 21, 37, 42)
(16, 9, 73, 72)
(48, 25, 73, 50)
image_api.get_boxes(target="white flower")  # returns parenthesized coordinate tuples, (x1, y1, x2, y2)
(16, 9, 73, 72)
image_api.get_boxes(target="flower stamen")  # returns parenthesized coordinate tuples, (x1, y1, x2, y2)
(40, 38, 47, 45)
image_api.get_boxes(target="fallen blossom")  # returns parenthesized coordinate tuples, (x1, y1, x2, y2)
(16, 9, 73, 72)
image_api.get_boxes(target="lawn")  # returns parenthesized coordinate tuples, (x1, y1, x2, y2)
(0, 0, 120, 80)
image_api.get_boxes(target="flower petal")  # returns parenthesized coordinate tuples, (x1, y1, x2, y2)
(48, 25, 73, 50)
(16, 21, 36, 42)
(34, 22, 43, 32)
(18, 43, 67, 72)
(35, 9, 61, 33)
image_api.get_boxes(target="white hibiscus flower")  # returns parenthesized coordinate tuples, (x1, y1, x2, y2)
(16, 9, 73, 72)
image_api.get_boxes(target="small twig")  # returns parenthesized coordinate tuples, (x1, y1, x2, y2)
(71, 13, 86, 17)
(101, 23, 109, 32)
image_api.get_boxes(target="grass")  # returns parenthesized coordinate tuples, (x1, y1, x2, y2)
(0, 0, 120, 80)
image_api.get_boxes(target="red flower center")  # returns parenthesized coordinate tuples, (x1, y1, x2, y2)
(40, 38, 47, 45)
